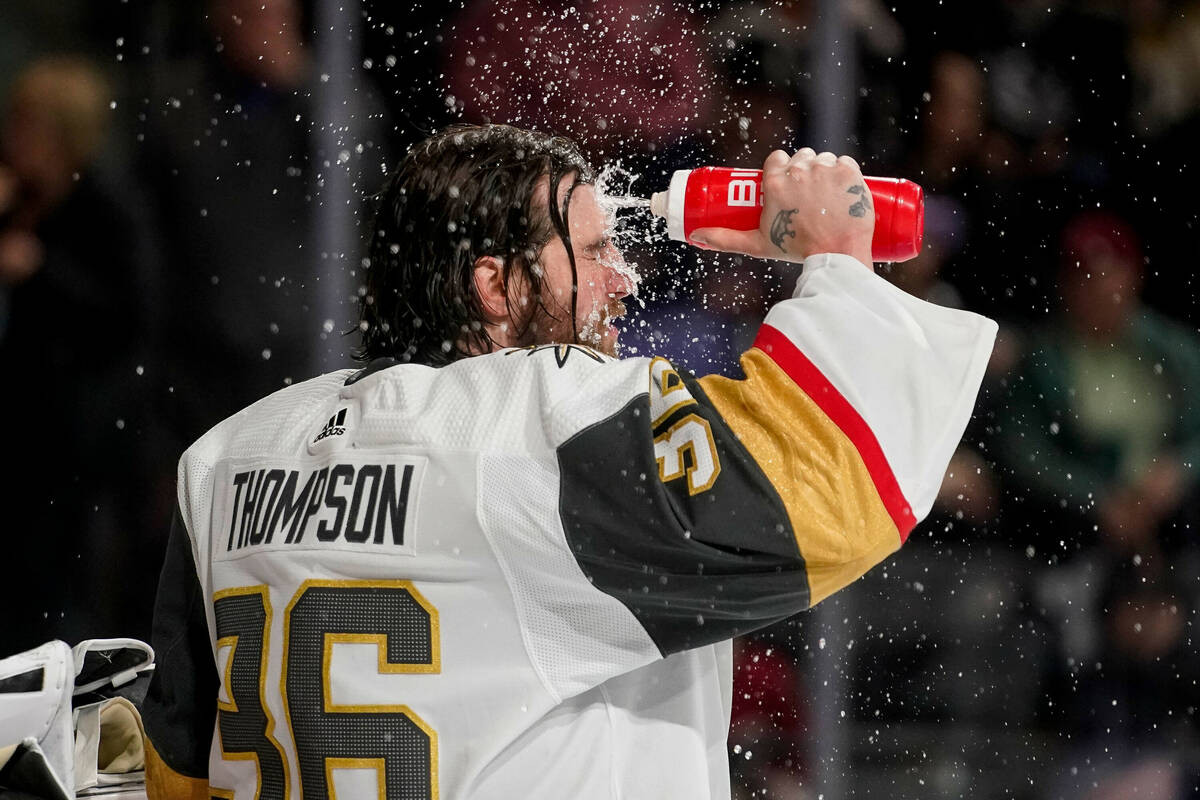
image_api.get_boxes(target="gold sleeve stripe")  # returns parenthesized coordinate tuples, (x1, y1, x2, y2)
(144, 736, 209, 800)
(752, 324, 917, 537)
(698, 345, 902, 606)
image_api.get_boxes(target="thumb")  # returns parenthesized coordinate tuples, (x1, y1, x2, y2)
(689, 227, 762, 256)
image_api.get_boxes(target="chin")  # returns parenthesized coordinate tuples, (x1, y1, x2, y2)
(581, 323, 621, 357)
(603, 327, 622, 357)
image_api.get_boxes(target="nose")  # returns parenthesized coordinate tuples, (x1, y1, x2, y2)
(608, 268, 635, 300)
(604, 250, 636, 299)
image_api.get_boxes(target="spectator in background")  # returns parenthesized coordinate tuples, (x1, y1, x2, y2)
(140, 0, 386, 449)
(910, 52, 991, 196)
(0, 57, 158, 649)
(729, 637, 811, 800)
(950, 0, 1130, 183)
(1122, 0, 1200, 323)
(880, 195, 1003, 533)
(1056, 563, 1199, 800)
(706, 0, 904, 160)
(900, 50, 1033, 316)
(707, 0, 818, 126)
(707, 90, 801, 178)
(916, 4, 1135, 319)
(1126, 0, 1200, 141)
(996, 211, 1200, 562)
(443, 0, 716, 164)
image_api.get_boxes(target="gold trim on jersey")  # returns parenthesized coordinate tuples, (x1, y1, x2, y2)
(215, 635, 238, 713)
(212, 585, 291, 800)
(699, 348, 902, 605)
(649, 357, 697, 428)
(322, 632, 439, 713)
(210, 789, 236, 799)
(653, 412, 721, 495)
(324, 757, 386, 800)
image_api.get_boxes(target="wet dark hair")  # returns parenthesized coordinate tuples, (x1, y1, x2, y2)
(356, 124, 593, 365)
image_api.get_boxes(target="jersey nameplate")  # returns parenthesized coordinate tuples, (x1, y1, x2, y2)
(213, 456, 426, 561)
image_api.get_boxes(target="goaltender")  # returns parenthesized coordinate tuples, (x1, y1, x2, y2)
(141, 125, 996, 799)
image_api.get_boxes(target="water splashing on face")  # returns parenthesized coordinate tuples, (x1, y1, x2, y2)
(602, 195, 651, 208)
(594, 162, 652, 236)
(592, 161, 651, 296)
(585, 162, 658, 355)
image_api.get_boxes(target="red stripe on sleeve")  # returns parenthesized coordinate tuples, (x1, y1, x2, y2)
(753, 324, 917, 541)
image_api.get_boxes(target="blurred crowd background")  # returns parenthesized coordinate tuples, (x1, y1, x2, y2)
(1, 0, 1198, 797)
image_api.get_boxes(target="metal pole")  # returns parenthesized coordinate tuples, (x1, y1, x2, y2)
(813, 0, 857, 151)
(311, 0, 359, 374)
(809, 2, 857, 798)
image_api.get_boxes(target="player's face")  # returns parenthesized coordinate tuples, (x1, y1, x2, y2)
(533, 182, 635, 355)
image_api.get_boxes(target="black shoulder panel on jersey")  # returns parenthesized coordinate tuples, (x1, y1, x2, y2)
(557, 376, 811, 656)
(141, 503, 218, 779)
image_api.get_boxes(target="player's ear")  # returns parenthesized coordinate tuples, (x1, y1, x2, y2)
(472, 255, 508, 323)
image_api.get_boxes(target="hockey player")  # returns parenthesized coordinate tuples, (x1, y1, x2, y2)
(141, 124, 996, 799)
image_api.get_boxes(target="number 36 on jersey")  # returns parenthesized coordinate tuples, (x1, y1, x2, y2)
(211, 579, 440, 800)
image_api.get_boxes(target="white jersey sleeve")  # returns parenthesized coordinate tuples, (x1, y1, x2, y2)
(488, 253, 995, 697)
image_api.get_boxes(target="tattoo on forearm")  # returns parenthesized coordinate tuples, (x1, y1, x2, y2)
(848, 184, 872, 218)
(770, 208, 798, 252)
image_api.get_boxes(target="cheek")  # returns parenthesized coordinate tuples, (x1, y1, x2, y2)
(575, 271, 607, 310)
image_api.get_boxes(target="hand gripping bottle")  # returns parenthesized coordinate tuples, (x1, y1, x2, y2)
(649, 167, 925, 262)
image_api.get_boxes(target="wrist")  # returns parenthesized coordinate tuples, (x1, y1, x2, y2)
(801, 235, 874, 270)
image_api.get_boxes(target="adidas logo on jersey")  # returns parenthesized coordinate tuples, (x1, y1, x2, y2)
(313, 409, 348, 443)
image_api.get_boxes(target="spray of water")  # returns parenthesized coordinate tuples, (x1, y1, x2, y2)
(592, 161, 652, 297)
(587, 162, 660, 354)
(602, 195, 651, 209)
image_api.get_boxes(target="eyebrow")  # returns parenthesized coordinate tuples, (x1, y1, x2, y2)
(582, 235, 611, 255)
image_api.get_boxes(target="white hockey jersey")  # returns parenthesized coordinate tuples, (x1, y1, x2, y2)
(140, 254, 997, 800)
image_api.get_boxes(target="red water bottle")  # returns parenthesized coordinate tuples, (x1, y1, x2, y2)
(649, 167, 925, 262)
